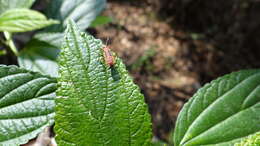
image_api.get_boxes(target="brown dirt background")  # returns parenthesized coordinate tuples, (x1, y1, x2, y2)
(91, 0, 260, 142)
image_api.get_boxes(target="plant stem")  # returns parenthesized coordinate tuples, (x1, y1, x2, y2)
(3, 31, 19, 56)
(0, 38, 6, 46)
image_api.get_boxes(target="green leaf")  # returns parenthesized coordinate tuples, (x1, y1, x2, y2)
(34, 32, 64, 49)
(18, 39, 59, 77)
(235, 132, 260, 146)
(45, 0, 106, 31)
(0, 49, 6, 56)
(90, 15, 113, 28)
(152, 139, 168, 146)
(0, 9, 59, 32)
(0, 0, 35, 14)
(55, 20, 152, 146)
(0, 65, 56, 145)
(20, 34, 61, 78)
(34, 16, 112, 48)
(173, 70, 260, 146)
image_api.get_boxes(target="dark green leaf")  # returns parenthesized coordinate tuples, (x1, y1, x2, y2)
(173, 70, 260, 146)
(55, 20, 152, 146)
(0, 65, 56, 145)
(0, 0, 35, 14)
(0, 9, 59, 32)
(18, 39, 59, 77)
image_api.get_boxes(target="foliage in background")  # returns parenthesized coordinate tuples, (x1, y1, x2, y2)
(18, 0, 107, 77)
(0, 9, 58, 33)
(130, 48, 156, 72)
(0, 0, 35, 14)
(90, 15, 113, 27)
(0, 0, 108, 77)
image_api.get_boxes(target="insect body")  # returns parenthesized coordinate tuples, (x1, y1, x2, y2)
(102, 45, 115, 67)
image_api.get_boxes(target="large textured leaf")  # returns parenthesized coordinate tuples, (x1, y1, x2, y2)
(0, 65, 56, 145)
(0, 9, 58, 32)
(18, 39, 59, 77)
(0, 0, 35, 14)
(173, 70, 260, 146)
(55, 20, 152, 146)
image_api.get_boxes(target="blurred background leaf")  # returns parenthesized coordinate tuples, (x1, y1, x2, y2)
(90, 15, 113, 28)
(18, 0, 107, 77)
(0, 9, 58, 33)
(18, 39, 59, 77)
(44, 0, 107, 32)
(0, 0, 35, 14)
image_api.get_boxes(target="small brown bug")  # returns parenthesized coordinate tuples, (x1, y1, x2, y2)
(102, 45, 115, 67)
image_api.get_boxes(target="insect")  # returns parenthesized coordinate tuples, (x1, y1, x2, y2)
(102, 45, 115, 67)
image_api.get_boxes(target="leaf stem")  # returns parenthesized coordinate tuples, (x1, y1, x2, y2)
(3, 31, 19, 56)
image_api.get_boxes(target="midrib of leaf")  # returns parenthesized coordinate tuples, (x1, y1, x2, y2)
(62, 27, 92, 114)
(60, 32, 107, 129)
(181, 72, 260, 145)
(64, 24, 110, 121)
(64, 32, 108, 124)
